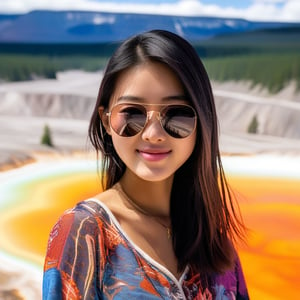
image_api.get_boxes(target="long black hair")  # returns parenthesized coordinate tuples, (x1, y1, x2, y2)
(89, 29, 246, 274)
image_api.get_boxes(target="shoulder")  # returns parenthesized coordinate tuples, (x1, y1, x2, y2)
(44, 197, 116, 270)
(47, 186, 124, 245)
(52, 196, 115, 234)
(43, 199, 116, 299)
(46, 195, 117, 252)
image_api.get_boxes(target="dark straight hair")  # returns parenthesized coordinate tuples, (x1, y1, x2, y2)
(89, 29, 246, 274)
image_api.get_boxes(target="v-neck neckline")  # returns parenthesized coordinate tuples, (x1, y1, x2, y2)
(86, 198, 189, 297)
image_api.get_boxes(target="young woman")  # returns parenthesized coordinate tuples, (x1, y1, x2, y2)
(43, 30, 249, 299)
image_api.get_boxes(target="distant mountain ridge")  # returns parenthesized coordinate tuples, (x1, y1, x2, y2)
(0, 10, 297, 43)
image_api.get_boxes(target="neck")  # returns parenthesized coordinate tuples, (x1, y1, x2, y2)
(119, 172, 173, 218)
(114, 181, 172, 239)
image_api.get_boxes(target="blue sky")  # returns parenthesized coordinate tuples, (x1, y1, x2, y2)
(0, 0, 299, 22)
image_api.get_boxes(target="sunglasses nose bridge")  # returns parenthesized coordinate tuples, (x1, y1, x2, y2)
(142, 110, 166, 141)
(146, 109, 161, 121)
(146, 110, 163, 127)
(143, 109, 164, 131)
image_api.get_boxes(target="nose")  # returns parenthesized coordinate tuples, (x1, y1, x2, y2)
(141, 111, 166, 143)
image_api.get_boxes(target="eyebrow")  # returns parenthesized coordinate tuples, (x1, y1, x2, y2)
(117, 94, 188, 102)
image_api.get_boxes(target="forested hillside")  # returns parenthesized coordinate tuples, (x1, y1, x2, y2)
(0, 25, 299, 93)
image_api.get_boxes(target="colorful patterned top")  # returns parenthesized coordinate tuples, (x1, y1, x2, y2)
(43, 199, 249, 299)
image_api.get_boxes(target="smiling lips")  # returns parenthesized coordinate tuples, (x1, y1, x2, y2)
(137, 149, 172, 162)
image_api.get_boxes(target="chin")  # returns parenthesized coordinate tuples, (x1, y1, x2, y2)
(135, 170, 174, 183)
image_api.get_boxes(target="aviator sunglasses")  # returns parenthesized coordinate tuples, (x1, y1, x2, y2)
(104, 103, 197, 139)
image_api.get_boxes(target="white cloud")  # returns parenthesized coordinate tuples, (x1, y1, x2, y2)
(0, 0, 299, 22)
(253, 0, 285, 4)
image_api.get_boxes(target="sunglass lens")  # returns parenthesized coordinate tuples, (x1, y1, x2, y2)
(162, 106, 196, 138)
(110, 105, 147, 137)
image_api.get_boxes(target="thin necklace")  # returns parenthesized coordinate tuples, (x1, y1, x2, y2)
(113, 182, 172, 239)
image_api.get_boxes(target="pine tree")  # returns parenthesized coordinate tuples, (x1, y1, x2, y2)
(247, 115, 259, 134)
(41, 124, 54, 147)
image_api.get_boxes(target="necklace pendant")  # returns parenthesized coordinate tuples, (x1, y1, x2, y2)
(167, 227, 172, 239)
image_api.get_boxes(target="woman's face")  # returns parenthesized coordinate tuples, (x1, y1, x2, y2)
(105, 62, 197, 183)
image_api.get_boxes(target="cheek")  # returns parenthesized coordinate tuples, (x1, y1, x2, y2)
(111, 134, 135, 161)
(172, 132, 197, 166)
